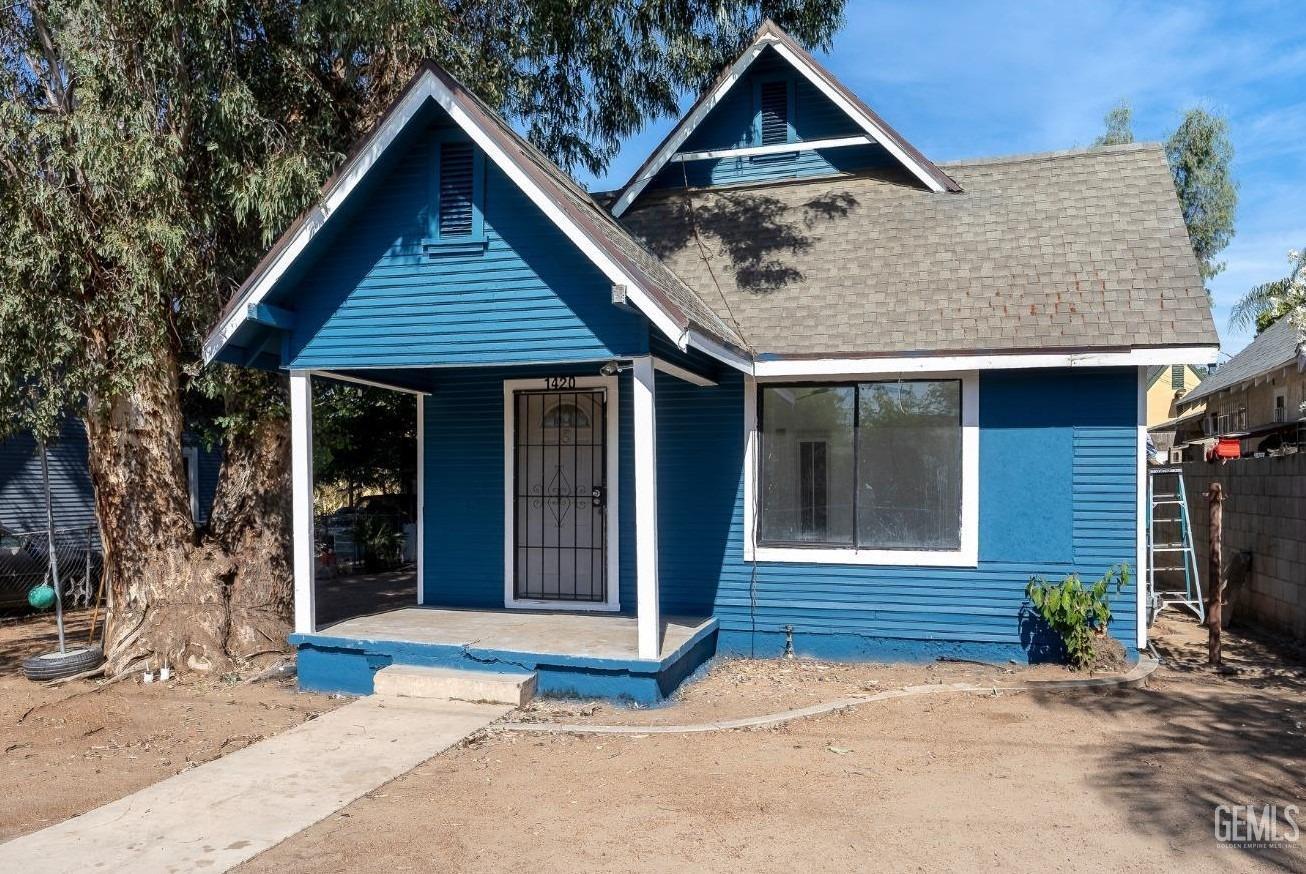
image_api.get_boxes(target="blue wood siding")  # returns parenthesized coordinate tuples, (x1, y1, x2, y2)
(0, 420, 220, 536)
(647, 47, 893, 191)
(0, 418, 97, 537)
(654, 368, 1141, 658)
(278, 113, 649, 371)
(420, 364, 637, 612)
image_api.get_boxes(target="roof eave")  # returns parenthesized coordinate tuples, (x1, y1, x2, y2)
(203, 62, 746, 366)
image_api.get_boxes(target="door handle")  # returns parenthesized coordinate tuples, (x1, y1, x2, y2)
(591, 486, 605, 508)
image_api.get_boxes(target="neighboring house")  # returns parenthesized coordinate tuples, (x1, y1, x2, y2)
(0, 418, 222, 537)
(1146, 364, 1206, 427)
(1172, 317, 1306, 458)
(203, 21, 1217, 700)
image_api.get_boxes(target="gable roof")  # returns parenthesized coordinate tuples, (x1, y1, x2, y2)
(203, 61, 747, 367)
(1182, 317, 1303, 405)
(618, 143, 1220, 359)
(608, 19, 960, 219)
(1146, 363, 1207, 390)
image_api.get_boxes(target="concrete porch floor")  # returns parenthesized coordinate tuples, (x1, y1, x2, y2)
(317, 607, 712, 662)
(293, 607, 720, 702)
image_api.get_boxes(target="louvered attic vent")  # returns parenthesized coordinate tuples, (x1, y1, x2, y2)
(438, 141, 475, 237)
(759, 80, 790, 146)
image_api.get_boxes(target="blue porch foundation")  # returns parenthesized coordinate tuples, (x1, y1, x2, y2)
(290, 608, 718, 705)
(716, 628, 1139, 665)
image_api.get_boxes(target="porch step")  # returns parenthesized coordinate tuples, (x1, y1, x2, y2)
(373, 665, 537, 706)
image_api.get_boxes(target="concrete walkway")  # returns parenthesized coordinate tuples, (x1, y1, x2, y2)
(0, 696, 509, 874)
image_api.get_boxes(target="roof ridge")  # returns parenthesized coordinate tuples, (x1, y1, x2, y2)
(939, 141, 1163, 169)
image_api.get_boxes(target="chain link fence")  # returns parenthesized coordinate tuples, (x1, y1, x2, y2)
(0, 525, 102, 611)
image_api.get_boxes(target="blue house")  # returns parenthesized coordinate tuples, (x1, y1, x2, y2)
(1, 419, 220, 538)
(203, 22, 1217, 701)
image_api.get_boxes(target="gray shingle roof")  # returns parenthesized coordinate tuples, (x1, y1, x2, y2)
(1182, 317, 1303, 404)
(618, 142, 1218, 357)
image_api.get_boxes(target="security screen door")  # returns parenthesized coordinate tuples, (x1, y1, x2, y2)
(513, 389, 607, 602)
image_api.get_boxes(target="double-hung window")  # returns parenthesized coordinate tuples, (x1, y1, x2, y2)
(753, 377, 974, 563)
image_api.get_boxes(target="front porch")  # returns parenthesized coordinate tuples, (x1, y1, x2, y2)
(286, 356, 732, 702)
(291, 607, 718, 703)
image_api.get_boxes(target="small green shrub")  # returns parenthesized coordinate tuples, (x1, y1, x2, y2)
(1025, 565, 1130, 670)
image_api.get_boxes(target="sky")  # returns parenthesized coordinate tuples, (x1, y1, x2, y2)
(580, 0, 1306, 360)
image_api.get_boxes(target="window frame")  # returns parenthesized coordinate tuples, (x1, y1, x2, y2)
(427, 132, 486, 248)
(743, 371, 979, 567)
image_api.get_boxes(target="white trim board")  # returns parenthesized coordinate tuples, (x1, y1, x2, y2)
(181, 445, 200, 522)
(501, 375, 621, 612)
(610, 39, 772, 218)
(311, 369, 431, 396)
(1135, 366, 1148, 650)
(203, 68, 692, 365)
(751, 347, 1221, 378)
(651, 356, 717, 387)
(742, 370, 980, 568)
(416, 394, 426, 606)
(767, 39, 947, 194)
(669, 135, 871, 163)
(610, 32, 946, 217)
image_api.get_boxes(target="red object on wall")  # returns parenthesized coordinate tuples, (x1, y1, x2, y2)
(1213, 437, 1241, 460)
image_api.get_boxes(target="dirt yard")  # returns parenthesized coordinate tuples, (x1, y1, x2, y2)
(236, 614, 1305, 873)
(4, 608, 1304, 872)
(0, 609, 340, 841)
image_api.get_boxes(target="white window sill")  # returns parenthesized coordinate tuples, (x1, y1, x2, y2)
(748, 545, 979, 568)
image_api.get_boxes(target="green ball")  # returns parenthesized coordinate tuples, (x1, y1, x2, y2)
(27, 584, 56, 610)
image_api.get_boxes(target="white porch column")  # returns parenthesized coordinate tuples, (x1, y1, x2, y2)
(290, 371, 316, 635)
(632, 356, 661, 659)
(416, 394, 425, 606)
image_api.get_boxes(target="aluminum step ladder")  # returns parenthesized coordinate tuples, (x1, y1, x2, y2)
(1146, 467, 1204, 625)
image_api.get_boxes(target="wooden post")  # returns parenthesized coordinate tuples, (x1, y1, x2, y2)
(1207, 482, 1224, 666)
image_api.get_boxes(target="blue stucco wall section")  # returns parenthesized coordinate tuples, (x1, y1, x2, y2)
(645, 47, 899, 191)
(654, 367, 1140, 661)
(421, 363, 638, 612)
(276, 107, 648, 370)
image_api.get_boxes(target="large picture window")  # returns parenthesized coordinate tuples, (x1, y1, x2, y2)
(759, 380, 963, 551)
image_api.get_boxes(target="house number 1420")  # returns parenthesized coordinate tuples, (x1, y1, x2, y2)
(545, 376, 576, 389)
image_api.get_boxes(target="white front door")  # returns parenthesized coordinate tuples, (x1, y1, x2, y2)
(503, 376, 619, 610)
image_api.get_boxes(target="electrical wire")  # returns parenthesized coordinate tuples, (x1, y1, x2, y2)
(677, 163, 761, 656)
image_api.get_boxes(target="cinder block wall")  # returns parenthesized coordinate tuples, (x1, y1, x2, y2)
(1179, 456, 1306, 639)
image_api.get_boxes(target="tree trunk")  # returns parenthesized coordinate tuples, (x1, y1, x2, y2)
(87, 351, 292, 676)
(207, 392, 294, 661)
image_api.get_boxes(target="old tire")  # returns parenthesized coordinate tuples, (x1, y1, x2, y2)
(22, 645, 104, 682)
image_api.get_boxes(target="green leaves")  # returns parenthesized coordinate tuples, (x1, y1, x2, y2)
(1025, 565, 1130, 671)
(0, 0, 849, 444)
(1166, 107, 1238, 285)
(1092, 101, 1134, 148)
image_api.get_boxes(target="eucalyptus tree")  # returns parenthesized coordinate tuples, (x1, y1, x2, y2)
(1166, 107, 1238, 285)
(0, 0, 847, 674)
(1092, 101, 1134, 148)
